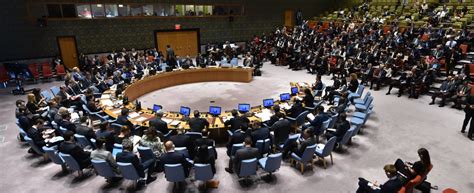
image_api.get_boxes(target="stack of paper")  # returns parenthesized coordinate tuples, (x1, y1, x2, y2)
(170, 120, 181, 127)
(101, 99, 114, 107)
(279, 103, 291, 110)
(307, 113, 315, 121)
(255, 109, 273, 122)
(128, 112, 140, 118)
(162, 118, 173, 124)
(112, 109, 122, 115)
(101, 94, 111, 99)
(222, 116, 234, 122)
(135, 117, 147, 122)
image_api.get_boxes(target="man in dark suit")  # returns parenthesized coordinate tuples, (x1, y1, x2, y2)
(116, 139, 156, 183)
(250, 121, 271, 147)
(226, 129, 246, 156)
(75, 116, 96, 141)
(59, 113, 76, 133)
(356, 164, 403, 193)
(225, 137, 261, 174)
(169, 129, 193, 157)
(307, 106, 330, 136)
(95, 121, 115, 152)
(160, 141, 193, 177)
(325, 113, 350, 142)
(116, 108, 135, 131)
(225, 110, 249, 132)
(266, 105, 282, 127)
(149, 111, 170, 135)
(188, 110, 209, 132)
(286, 99, 304, 119)
(271, 113, 291, 145)
(194, 129, 217, 158)
(27, 119, 46, 149)
(291, 129, 316, 157)
(462, 95, 474, 140)
(58, 131, 91, 169)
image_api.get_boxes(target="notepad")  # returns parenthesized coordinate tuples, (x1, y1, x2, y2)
(135, 117, 147, 122)
(161, 118, 173, 124)
(307, 113, 315, 121)
(255, 109, 273, 122)
(279, 103, 291, 110)
(128, 112, 140, 118)
(222, 116, 234, 122)
(112, 109, 122, 115)
(170, 120, 181, 127)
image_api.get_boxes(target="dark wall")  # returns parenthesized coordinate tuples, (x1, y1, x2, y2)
(0, 0, 348, 61)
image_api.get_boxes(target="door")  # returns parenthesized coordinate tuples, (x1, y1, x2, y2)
(284, 10, 295, 28)
(155, 30, 199, 57)
(57, 36, 78, 69)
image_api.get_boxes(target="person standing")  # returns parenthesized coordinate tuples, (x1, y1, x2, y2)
(166, 45, 175, 60)
(462, 95, 474, 140)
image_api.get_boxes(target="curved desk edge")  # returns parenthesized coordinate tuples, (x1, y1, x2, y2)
(124, 68, 253, 101)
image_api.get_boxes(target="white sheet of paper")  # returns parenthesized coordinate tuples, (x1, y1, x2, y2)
(135, 117, 147, 122)
(255, 109, 273, 122)
(307, 113, 315, 121)
(101, 99, 114, 107)
(128, 112, 140, 118)
(161, 118, 173, 124)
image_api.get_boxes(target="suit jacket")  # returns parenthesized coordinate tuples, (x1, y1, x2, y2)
(95, 130, 115, 152)
(226, 131, 246, 156)
(188, 117, 209, 132)
(149, 117, 170, 134)
(303, 94, 315, 107)
(233, 147, 260, 174)
(27, 126, 46, 148)
(116, 151, 146, 177)
(116, 115, 134, 131)
(160, 151, 192, 176)
(380, 177, 403, 193)
(310, 113, 330, 134)
(271, 119, 291, 145)
(295, 137, 316, 157)
(332, 120, 350, 141)
(170, 134, 192, 154)
(60, 120, 76, 133)
(225, 116, 249, 132)
(75, 124, 96, 140)
(286, 103, 304, 119)
(194, 137, 217, 159)
(250, 127, 271, 146)
(59, 141, 91, 169)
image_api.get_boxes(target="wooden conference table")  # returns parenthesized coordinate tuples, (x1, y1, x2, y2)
(99, 67, 313, 143)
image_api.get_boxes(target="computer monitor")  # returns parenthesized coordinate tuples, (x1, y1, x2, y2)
(153, 104, 161, 113)
(209, 106, 222, 116)
(291, 87, 299, 95)
(280, 93, 291, 101)
(263, 99, 274, 108)
(238, 103, 250, 112)
(180, 106, 191, 116)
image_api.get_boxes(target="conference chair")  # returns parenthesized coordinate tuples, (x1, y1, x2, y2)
(349, 125, 361, 143)
(0, 64, 9, 87)
(290, 144, 317, 174)
(315, 119, 332, 143)
(50, 86, 60, 96)
(208, 146, 217, 159)
(353, 111, 372, 125)
(91, 159, 120, 182)
(230, 58, 239, 67)
(287, 110, 309, 127)
(137, 146, 156, 163)
(164, 164, 186, 187)
(112, 143, 123, 158)
(23, 136, 47, 160)
(82, 104, 110, 122)
(59, 152, 85, 177)
(55, 64, 66, 79)
(42, 146, 67, 172)
(314, 83, 326, 97)
(314, 136, 337, 169)
(328, 114, 339, 129)
(258, 153, 282, 178)
(401, 164, 433, 193)
(40, 90, 54, 102)
(230, 143, 244, 157)
(28, 63, 40, 81)
(354, 91, 371, 105)
(256, 138, 271, 156)
(278, 133, 300, 150)
(337, 129, 353, 152)
(194, 163, 214, 189)
(74, 134, 93, 149)
(238, 158, 258, 184)
(355, 96, 373, 112)
(58, 126, 67, 135)
(175, 147, 190, 158)
(349, 85, 365, 102)
(111, 123, 124, 134)
(117, 162, 145, 189)
(41, 62, 53, 80)
(185, 131, 202, 142)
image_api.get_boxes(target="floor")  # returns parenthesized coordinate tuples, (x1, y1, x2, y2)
(0, 63, 472, 193)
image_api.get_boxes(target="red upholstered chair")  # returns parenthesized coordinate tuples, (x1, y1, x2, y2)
(0, 64, 9, 87)
(55, 64, 66, 79)
(469, 64, 474, 78)
(442, 188, 457, 193)
(470, 84, 474, 95)
(41, 62, 53, 79)
(421, 34, 429, 42)
(28, 63, 40, 81)
(439, 59, 447, 73)
(401, 164, 433, 193)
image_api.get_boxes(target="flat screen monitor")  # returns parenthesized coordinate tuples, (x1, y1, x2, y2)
(180, 106, 191, 116)
(291, 87, 299, 95)
(153, 104, 161, 112)
(280, 93, 291, 101)
(238, 103, 250, 112)
(209, 106, 221, 116)
(263, 99, 274, 108)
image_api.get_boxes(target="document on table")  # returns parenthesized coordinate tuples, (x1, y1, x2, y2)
(161, 118, 173, 124)
(135, 117, 147, 122)
(170, 120, 181, 127)
(112, 109, 122, 115)
(128, 112, 140, 119)
(279, 103, 291, 110)
(101, 94, 111, 99)
(102, 99, 114, 107)
(255, 109, 273, 122)
(222, 116, 234, 122)
(307, 113, 315, 121)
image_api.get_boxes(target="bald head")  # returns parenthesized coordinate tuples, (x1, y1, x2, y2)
(165, 141, 174, 151)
